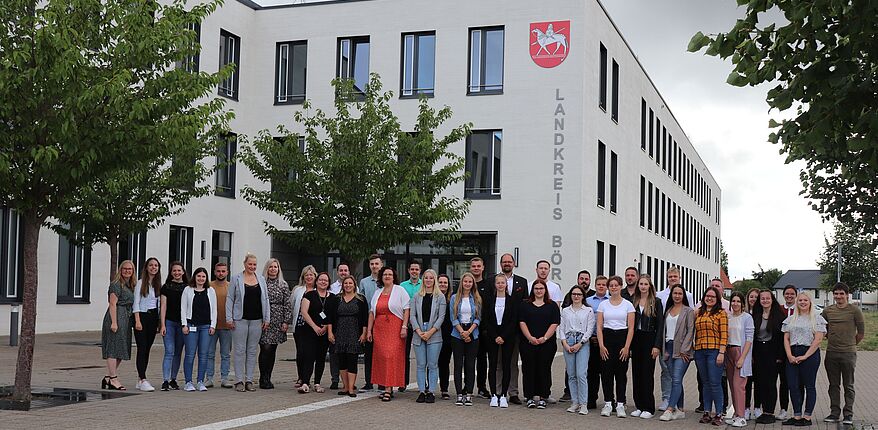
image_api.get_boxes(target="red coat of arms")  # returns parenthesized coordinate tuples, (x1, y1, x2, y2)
(530, 21, 570, 68)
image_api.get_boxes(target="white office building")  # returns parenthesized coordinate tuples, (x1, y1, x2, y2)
(1, 0, 722, 333)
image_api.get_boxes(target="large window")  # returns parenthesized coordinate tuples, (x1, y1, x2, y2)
(597, 141, 606, 207)
(401, 32, 435, 97)
(639, 176, 645, 227)
(599, 43, 607, 110)
(596, 240, 605, 276)
(610, 151, 618, 213)
(275, 41, 307, 104)
(271, 136, 306, 190)
(177, 21, 201, 73)
(218, 29, 240, 100)
(338, 36, 370, 96)
(640, 99, 647, 151)
(468, 27, 504, 94)
(211, 230, 232, 271)
(1, 207, 22, 303)
(611, 59, 619, 122)
(609, 244, 617, 276)
(57, 227, 91, 304)
(464, 130, 502, 198)
(215, 133, 237, 198)
(169, 225, 194, 274)
(118, 231, 147, 275)
(648, 108, 654, 157)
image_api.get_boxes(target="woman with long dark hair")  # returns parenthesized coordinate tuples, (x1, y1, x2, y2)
(519, 279, 561, 410)
(368, 266, 411, 401)
(694, 287, 728, 426)
(160, 261, 189, 391)
(450, 272, 482, 406)
(752, 290, 785, 424)
(258, 258, 292, 389)
(328, 276, 369, 397)
(483, 273, 518, 408)
(560, 284, 594, 414)
(101, 260, 137, 390)
(781, 293, 826, 426)
(659, 284, 694, 422)
(631, 275, 663, 419)
(437, 274, 454, 400)
(299, 271, 335, 394)
(744, 287, 761, 419)
(132, 257, 162, 392)
(596, 276, 635, 417)
(181, 267, 217, 391)
(724, 292, 754, 427)
(292, 265, 317, 391)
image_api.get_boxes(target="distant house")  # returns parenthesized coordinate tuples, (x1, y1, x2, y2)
(771, 269, 830, 308)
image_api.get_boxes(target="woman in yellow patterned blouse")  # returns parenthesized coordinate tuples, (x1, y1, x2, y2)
(694, 287, 728, 426)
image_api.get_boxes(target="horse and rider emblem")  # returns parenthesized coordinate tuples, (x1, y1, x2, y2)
(530, 20, 570, 68)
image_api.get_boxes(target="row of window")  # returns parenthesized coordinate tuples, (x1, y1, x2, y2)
(598, 43, 620, 122)
(595, 240, 617, 276)
(596, 141, 618, 212)
(640, 99, 713, 220)
(639, 176, 712, 260)
(206, 26, 506, 103)
(642, 253, 713, 299)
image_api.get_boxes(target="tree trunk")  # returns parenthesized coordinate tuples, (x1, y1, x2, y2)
(12, 214, 43, 402)
(108, 234, 119, 281)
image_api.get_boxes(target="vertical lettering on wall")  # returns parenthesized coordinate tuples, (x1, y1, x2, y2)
(552, 88, 565, 281)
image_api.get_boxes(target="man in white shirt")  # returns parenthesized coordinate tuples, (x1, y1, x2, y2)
(535, 260, 563, 306)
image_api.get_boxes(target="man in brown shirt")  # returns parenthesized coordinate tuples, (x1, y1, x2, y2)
(206, 262, 232, 388)
(821, 282, 865, 425)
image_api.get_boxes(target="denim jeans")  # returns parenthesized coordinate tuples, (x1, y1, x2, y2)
(162, 320, 184, 381)
(787, 345, 820, 416)
(665, 340, 690, 410)
(183, 324, 214, 383)
(695, 349, 724, 415)
(659, 346, 673, 404)
(414, 341, 443, 393)
(206, 328, 232, 382)
(564, 344, 590, 405)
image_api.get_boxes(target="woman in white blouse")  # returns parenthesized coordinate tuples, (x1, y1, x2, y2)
(781, 293, 827, 426)
(725, 292, 754, 427)
(367, 267, 411, 401)
(560, 285, 595, 415)
(596, 276, 635, 417)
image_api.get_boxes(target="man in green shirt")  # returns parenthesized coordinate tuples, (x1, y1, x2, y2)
(821, 282, 865, 425)
(399, 259, 422, 391)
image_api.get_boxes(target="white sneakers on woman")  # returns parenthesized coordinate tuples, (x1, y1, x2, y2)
(640, 411, 654, 419)
(601, 402, 614, 416)
(499, 396, 508, 408)
(567, 403, 581, 413)
(136, 380, 155, 392)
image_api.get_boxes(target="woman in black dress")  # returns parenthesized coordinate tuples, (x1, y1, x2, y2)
(101, 260, 137, 390)
(328, 276, 368, 397)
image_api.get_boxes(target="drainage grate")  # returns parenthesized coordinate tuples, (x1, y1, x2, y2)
(55, 341, 102, 347)
(0, 386, 137, 411)
(52, 365, 104, 371)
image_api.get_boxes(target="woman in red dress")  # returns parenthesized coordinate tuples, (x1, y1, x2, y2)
(368, 266, 411, 401)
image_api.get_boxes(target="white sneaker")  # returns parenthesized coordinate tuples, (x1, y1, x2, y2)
(631, 409, 643, 417)
(744, 409, 751, 420)
(547, 397, 558, 404)
(138, 380, 155, 392)
(490, 396, 499, 407)
(601, 402, 613, 416)
(499, 396, 509, 408)
(616, 403, 627, 418)
(579, 407, 589, 415)
(731, 417, 747, 427)
(725, 417, 737, 425)
(778, 409, 788, 420)
(726, 405, 736, 418)
(641, 411, 653, 419)
(567, 403, 581, 413)
(673, 410, 686, 420)
(660, 410, 674, 421)
(184, 382, 196, 392)
(753, 407, 763, 418)
(197, 382, 207, 392)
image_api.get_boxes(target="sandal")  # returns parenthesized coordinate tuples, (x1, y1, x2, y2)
(298, 384, 310, 394)
(380, 392, 392, 402)
(294, 379, 303, 389)
(314, 384, 325, 393)
(107, 376, 126, 391)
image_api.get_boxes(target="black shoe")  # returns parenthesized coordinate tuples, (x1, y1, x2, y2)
(824, 415, 840, 423)
(338, 390, 348, 396)
(362, 384, 373, 391)
(478, 389, 491, 399)
(329, 382, 339, 390)
(265, 380, 274, 389)
(416, 392, 426, 403)
(509, 395, 523, 405)
(160, 381, 170, 391)
(587, 402, 597, 410)
(796, 418, 813, 426)
(757, 414, 776, 424)
(169, 380, 180, 390)
(425, 392, 436, 403)
(695, 404, 705, 413)
(398, 386, 406, 393)
(560, 392, 572, 402)
(842, 416, 853, 425)
(783, 418, 800, 426)
(441, 392, 450, 400)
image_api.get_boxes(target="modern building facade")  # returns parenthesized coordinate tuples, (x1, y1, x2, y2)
(0, 0, 722, 333)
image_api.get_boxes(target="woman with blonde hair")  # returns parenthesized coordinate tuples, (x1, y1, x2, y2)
(292, 264, 317, 389)
(450, 271, 482, 406)
(258, 258, 292, 389)
(631, 274, 664, 419)
(226, 253, 270, 392)
(781, 293, 826, 426)
(101, 260, 137, 390)
(409, 269, 447, 403)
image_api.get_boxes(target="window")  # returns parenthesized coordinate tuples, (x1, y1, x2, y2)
(599, 43, 607, 110)
(647, 181, 653, 231)
(654, 186, 660, 234)
(662, 127, 668, 171)
(464, 130, 502, 198)
(275, 41, 307, 104)
(57, 227, 91, 304)
(656, 119, 662, 166)
(211, 230, 232, 270)
(646, 255, 652, 278)
(401, 32, 435, 97)
(271, 136, 306, 190)
(218, 29, 240, 100)
(178, 21, 201, 73)
(661, 193, 667, 238)
(597, 141, 606, 207)
(609, 244, 617, 276)
(169, 225, 194, 274)
(118, 231, 147, 275)
(215, 133, 237, 198)
(640, 99, 647, 151)
(611, 59, 619, 122)
(648, 108, 654, 158)
(673, 140, 679, 183)
(468, 27, 504, 94)
(610, 151, 618, 213)
(1, 207, 23, 303)
(338, 36, 370, 97)
(596, 241, 605, 276)
(639, 176, 645, 227)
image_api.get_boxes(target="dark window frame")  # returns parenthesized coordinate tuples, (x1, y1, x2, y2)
(597, 141, 606, 208)
(178, 21, 201, 73)
(56, 227, 92, 304)
(610, 151, 618, 213)
(639, 176, 645, 227)
(611, 59, 619, 122)
(274, 40, 307, 105)
(464, 130, 502, 199)
(467, 26, 505, 95)
(400, 31, 436, 98)
(215, 132, 237, 199)
(608, 244, 617, 276)
(640, 99, 647, 151)
(0, 207, 23, 304)
(596, 240, 605, 276)
(118, 231, 148, 275)
(211, 230, 233, 271)
(599, 43, 608, 110)
(337, 36, 371, 100)
(218, 29, 241, 101)
(169, 225, 194, 274)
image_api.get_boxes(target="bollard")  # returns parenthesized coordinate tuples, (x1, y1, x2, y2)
(10, 304, 19, 347)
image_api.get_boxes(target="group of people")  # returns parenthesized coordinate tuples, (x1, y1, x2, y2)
(100, 253, 866, 426)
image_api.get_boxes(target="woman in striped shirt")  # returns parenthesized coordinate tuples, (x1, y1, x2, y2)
(694, 287, 728, 426)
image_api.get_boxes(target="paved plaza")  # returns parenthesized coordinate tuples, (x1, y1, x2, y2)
(0, 332, 875, 429)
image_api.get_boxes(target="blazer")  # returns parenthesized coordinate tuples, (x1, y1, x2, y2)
(449, 293, 481, 340)
(481, 291, 519, 343)
(409, 293, 447, 346)
(634, 299, 665, 349)
(369, 284, 410, 321)
(662, 305, 695, 360)
(181, 287, 217, 329)
(226, 272, 270, 323)
(508, 274, 530, 303)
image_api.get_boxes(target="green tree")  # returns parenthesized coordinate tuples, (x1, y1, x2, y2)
(720, 240, 729, 275)
(752, 265, 784, 290)
(0, 0, 229, 404)
(817, 222, 878, 292)
(688, 1, 878, 236)
(240, 74, 471, 273)
(732, 278, 762, 295)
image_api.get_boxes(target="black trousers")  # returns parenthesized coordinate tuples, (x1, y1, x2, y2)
(298, 329, 329, 385)
(294, 330, 305, 382)
(452, 336, 479, 395)
(520, 338, 556, 399)
(133, 309, 159, 380)
(601, 328, 630, 404)
(485, 337, 515, 397)
(439, 338, 453, 392)
(587, 340, 603, 406)
(258, 344, 277, 382)
(362, 341, 374, 386)
(753, 340, 779, 414)
(745, 376, 760, 408)
(477, 335, 489, 392)
(631, 330, 657, 413)
(404, 329, 413, 386)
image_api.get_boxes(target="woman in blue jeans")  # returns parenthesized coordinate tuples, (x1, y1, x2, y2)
(159, 261, 188, 391)
(560, 285, 594, 415)
(408, 269, 447, 403)
(693, 287, 728, 426)
(781, 293, 827, 426)
(181, 267, 217, 391)
(659, 285, 694, 421)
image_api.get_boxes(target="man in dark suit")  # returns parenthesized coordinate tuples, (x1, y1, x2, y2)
(498, 252, 528, 404)
(471, 256, 493, 399)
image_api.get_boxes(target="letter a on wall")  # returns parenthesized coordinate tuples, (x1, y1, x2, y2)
(530, 20, 570, 68)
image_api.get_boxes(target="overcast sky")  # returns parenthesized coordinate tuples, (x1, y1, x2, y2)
(251, 0, 831, 280)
